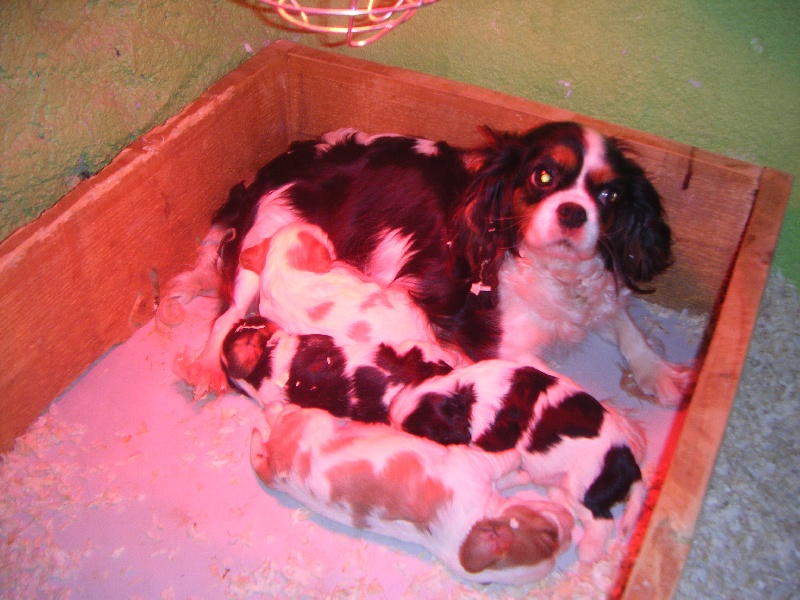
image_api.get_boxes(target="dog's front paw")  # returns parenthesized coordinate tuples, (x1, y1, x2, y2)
(173, 350, 229, 401)
(623, 360, 694, 408)
(652, 361, 695, 407)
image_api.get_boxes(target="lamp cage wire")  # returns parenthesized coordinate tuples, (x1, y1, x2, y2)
(255, 0, 442, 47)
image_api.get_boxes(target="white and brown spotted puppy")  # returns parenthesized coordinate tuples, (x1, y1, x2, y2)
(250, 402, 573, 585)
(389, 359, 646, 563)
(222, 315, 453, 424)
(250, 221, 448, 351)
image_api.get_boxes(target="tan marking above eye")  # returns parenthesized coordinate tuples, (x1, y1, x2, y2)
(588, 165, 616, 188)
(550, 144, 579, 171)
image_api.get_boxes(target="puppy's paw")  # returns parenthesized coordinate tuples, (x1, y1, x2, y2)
(155, 295, 187, 329)
(173, 350, 229, 401)
(576, 518, 614, 564)
(619, 480, 646, 539)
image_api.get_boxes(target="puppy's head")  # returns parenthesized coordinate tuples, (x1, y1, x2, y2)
(454, 122, 672, 293)
(221, 316, 279, 384)
(459, 502, 571, 575)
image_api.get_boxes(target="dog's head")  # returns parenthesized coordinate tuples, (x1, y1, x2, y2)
(453, 121, 672, 294)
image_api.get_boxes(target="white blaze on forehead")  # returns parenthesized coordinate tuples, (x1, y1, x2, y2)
(519, 126, 605, 258)
(579, 128, 609, 184)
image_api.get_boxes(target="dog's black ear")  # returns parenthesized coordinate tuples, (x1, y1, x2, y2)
(451, 127, 526, 304)
(600, 155, 673, 293)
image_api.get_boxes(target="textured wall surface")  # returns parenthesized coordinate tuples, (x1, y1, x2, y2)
(1, 0, 797, 282)
(0, 0, 279, 241)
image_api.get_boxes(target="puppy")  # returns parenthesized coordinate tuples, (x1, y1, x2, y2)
(250, 402, 574, 584)
(389, 359, 646, 563)
(163, 123, 689, 406)
(221, 315, 453, 424)
(253, 221, 446, 350)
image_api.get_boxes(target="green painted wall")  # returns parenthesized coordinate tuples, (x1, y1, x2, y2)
(2, 0, 798, 283)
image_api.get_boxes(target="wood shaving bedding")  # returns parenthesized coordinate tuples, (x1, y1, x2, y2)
(0, 295, 703, 598)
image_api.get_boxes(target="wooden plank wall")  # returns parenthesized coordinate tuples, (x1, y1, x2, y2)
(0, 46, 291, 452)
(620, 167, 792, 599)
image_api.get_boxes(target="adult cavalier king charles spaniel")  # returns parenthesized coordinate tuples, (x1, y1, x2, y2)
(165, 121, 691, 406)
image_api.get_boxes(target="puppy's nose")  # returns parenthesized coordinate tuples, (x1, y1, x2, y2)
(557, 202, 587, 229)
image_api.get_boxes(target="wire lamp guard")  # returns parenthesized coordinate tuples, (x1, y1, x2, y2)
(256, 0, 442, 47)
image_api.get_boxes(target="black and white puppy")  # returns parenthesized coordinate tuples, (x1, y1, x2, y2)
(221, 315, 454, 424)
(162, 123, 689, 406)
(389, 359, 647, 564)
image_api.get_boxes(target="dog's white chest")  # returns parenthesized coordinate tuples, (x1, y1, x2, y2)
(497, 255, 624, 354)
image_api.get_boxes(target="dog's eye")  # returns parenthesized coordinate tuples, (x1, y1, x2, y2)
(533, 168, 555, 187)
(597, 188, 619, 204)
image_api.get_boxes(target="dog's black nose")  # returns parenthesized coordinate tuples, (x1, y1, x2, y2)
(557, 202, 587, 229)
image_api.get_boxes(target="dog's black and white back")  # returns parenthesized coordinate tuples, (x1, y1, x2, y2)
(164, 123, 690, 406)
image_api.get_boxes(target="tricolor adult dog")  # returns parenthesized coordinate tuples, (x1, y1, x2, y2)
(163, 122, 690, 406)
(250, 402, 573, 584)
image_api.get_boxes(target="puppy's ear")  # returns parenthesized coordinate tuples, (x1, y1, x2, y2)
(601, 154, 673, 292)
(240, 238, 271, 274)
(249, 428, 274, 485)
(451, 128, 525, 303)
(288, 230, 334, 273)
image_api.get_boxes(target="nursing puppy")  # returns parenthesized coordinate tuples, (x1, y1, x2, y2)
(174, 221, 463, 394)
(250, 402, 573, 584)
(255, 221, 453, 352)
(389, 360, 646, 563)
(221, 315, 453, 424)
